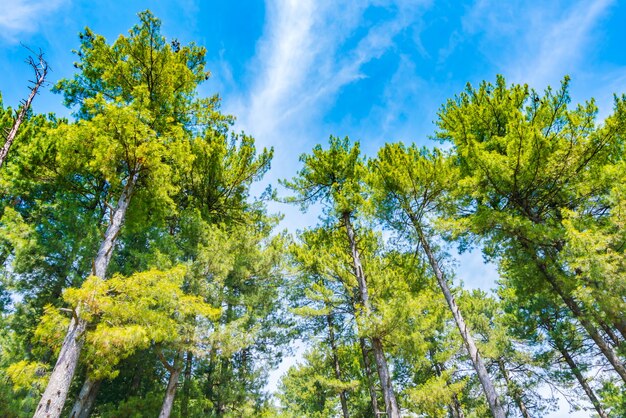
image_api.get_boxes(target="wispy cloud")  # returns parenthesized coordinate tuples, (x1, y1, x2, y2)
(0, 0, 67, 43)
(223, 0, 430, 230)
(463, 0, 614, 88)
(228, 0, 429, 151)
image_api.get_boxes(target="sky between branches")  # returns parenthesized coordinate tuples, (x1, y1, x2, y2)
(1, 1, 624, 415)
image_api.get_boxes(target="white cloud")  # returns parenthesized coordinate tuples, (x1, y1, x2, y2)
(513, 0, 614, 88)
(0, 0, 67, 43)
(463, 0, 614, 88)
(224, 0, 431, 232)
(228, 0, 429, 154)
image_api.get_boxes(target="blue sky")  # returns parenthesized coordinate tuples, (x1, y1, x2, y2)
(1, 1, 624, 415)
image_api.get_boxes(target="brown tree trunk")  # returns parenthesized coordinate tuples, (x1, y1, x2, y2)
(33, 316, 87, 418)
(556, 341, 608, 418)
(497, 359, 530, 418)
(449, 394, 466, 418)
(34, 169, 140, 418)
(432, 354, 465, 418)
(532, 255, 626, 383)
(359, 337, 380, 417)
(181, 351, 193, 417)
(417, 231, 505, 418)
(327, 312, 350, 418)
(69, 377, 101, 418)
(343, 213, 400, 418)
(159, 353, 183, 418)
(0, 53, 48, 168)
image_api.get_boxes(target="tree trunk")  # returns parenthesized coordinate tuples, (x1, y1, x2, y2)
(0, 53, 48, 168)
(432, 357, 465, 418)
(327, 312, 350, 418)
(497, 359, 530, 418)
(33, 317, 86, 418)
(69, 377, 101, 418)
(359, 337, 380, 418)
(181, 351, 193, 417)
(417, 231, 505, 418)
(451, 394, 466, 418)
(343, 213, 400, 418)
(159, 353, 183, 418)
(34, 169, 140, 418)
(555, 341, 608, 418)
(532, 255, 626, 383)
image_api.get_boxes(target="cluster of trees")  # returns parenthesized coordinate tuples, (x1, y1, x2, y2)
(0, 10, 624, 418)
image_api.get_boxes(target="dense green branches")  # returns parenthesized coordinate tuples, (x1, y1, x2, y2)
(0, 11, 624, 416)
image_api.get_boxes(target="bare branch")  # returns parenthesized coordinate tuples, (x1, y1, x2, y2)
(0, 46, 50, 168)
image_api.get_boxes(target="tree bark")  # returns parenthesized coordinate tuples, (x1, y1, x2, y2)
(327, 312, 350, 418)
(359, 337, 380, 418)
(531, 254, 626, 383)
(343, 213, 400, 418)
(69, 377, 101, 418)
(181, 351, 193, 417)
(450, 394, 466, 418)
(34, 169, 140, 418)
(555, 341, 608, 418)
(0, 53, 48, 168)
(417, 231, 505, 418)
(497, 359, 530, 418)
(159, 353, 183, 418)
(432, 357, 465, 418)
(33, 316, 87, 418)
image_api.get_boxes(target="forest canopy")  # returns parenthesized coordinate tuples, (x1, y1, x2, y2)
(0, 10, 624, 418)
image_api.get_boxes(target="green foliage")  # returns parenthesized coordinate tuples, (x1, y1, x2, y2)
(1, 10, 624, 416)
(282, 135, 367, 217)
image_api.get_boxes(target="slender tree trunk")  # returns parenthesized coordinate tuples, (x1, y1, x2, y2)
(33, 317, 87, 418)
(432, 356, 465, 418)
(215, 355, 230, 415)
(450, 394, 466, 418)
(416, 231, 505, 418)
(130, 360, 144, 395)
(159, 353, 183, 418)
(359, 337, 380, 418)
(497, 359, 530, 418)
(34, 169, 140, 418)
(555, 341, 608, 418)
(598, 318, 620, 348)
(181, 351, 193, 417)
(614, 318, 626, 342)
(327, 312, 349, 418)
(343, 213, 400, 418)
(69, 377, 101, 418)
(0, 53, 48, 168)
(532, 255, 626, 383)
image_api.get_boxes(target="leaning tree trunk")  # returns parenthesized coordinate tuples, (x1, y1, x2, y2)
(557, 341, 608, 418)
(542, 318, 609, 418)
(181, 351, 193, 417)
(497, 359, 530, 418)
(69, 378, 101, 418)
(343, 212, 401, 418)
(531, 252, 626, 383)
(416, 230, 505, 418)
(34, 169, 140, 418)
(450, 394, 466, 418)
(159, 353, 184, 418)
(432, 356, 465, 418)
(327, 311, 350, 418)
(359, 337, 380, 417)
(0, 53, 48, 169)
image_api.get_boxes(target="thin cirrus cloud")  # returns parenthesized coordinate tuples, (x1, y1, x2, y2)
(228, 0, 430, 153)
(0, 0, 68, 43)
(464, 0, 614, 89)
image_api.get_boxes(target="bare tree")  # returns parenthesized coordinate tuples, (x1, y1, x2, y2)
(0, 47, 49, 168)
